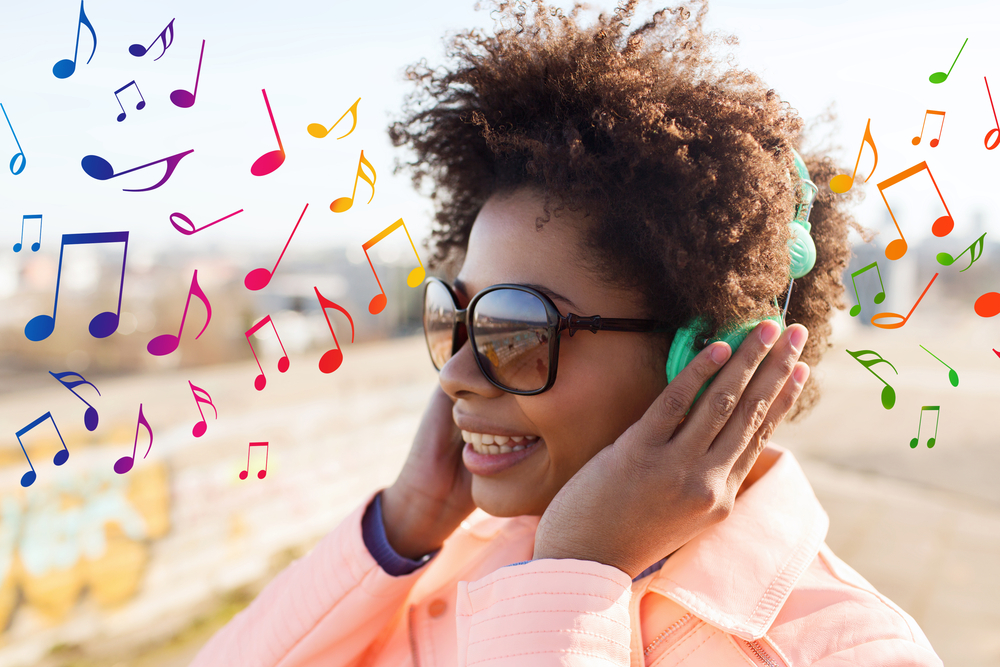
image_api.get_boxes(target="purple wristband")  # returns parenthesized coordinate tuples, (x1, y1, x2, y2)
(362, 490, 441, 576)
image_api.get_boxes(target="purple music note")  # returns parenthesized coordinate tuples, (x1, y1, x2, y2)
(129, 18, 175, 60)
(113, 80, 146, 122)
(170, 39, 205, 109)
(49, 370, 100, 431)
(81, 149, 193, 192)
(16, 412, 69, 487)
(114, 404, 153, 474)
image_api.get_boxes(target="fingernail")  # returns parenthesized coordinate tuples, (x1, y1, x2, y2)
(710, 342, 731, 364)
(759, 321, 780, 347)
(790, 326, 808, 353)
(792, 362, 809, 385)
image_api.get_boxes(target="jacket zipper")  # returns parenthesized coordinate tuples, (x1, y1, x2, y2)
(743, 639, 780, 667)
(643, 612, 694, 656)
(407, 605, 421, 667)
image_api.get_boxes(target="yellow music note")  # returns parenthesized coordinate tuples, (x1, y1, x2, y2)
(362, 218, 425, 314)
(331, 150, 376, 213)
(830, 118, 877, 194)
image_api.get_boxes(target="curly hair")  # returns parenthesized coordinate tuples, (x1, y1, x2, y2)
(388, 0, 870, 421)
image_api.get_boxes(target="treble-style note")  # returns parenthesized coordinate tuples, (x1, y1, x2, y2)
(308, 97, 361, 139)
(362, 218, 426, 314)
(330, 150, 376, 213)
(245, 204, 309, 290)
(910, 406, 941, 449)
(170, 208, 243, 236)
(1, 103, 26, 175)
(929, 38, 967, 84)
(250, 89, 286, 176)
(845, 348, 897, 410)
(829, 118, 877, 194)
(170, 40, 205, 109)
(239, 442, 269, 480)
(13, 214, 42, 253)
(189, 381, 217, 438)
(974, 291, 1000, 318)
(919, 345, 959, 387)
(876, 162, 953, 260)
(15, 412, 69, 487)
(911, 110, 945, 147)
(25, 231, 129, 342)
(847, 261, 885, 317)
(147, 269, 211, 356)
(246, 316, 289, 390)
(129, 18, 175, 60)
(113, 80, 146, 122)
(82, 149, 194, 192)
(49, 370, 100, 431)
(871, 273, 938, 330)
(53, 0, 97, 79)
(937, 232, 986, 272)
(986, 77, 999, 150)
(314, 286, 355, 373)
(114, 404, 153, 474)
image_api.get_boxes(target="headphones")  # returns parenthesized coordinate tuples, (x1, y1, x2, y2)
(665, 148, 818, 402)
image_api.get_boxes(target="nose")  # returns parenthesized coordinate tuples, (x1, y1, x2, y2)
(438, 334, 504, 400)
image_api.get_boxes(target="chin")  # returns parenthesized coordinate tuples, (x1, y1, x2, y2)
(471, 479, 543, 517)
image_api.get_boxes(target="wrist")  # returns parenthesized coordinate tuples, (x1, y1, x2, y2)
(380, 485, 451, 559)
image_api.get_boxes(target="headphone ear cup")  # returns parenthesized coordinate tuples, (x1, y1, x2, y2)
(787, 222, 817, 280)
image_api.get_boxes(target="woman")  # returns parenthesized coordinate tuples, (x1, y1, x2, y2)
(191, 1, 943, 665)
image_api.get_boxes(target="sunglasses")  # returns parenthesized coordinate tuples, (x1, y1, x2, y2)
(422, 277, 673, 395)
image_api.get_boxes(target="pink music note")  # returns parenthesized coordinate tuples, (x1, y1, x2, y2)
(129, 17, 175, 60)
(876, 162, 954, 261)
(362, 219, 426, 314)
(240, 442, 269, 480)
(307, 97, 361, 139)
(170, 40, 205, 109)
(114, 404, 153, 474)
(49, 370, 100, 431)
(244, 204, 309, 290)
(871, 273, 938, 329)
(330, 150, 376, 213)
(81, 149, 194, 192)
(189, 381, 218, 438)
(147, 269, 211, 356)
(245, 316, 289, 391)
(52, 0, 97, 80)
(314, 286, 355, 373)
(170, 208, 243, 236)
(15, 412, 69, 487)
(250, 89, 285, 176)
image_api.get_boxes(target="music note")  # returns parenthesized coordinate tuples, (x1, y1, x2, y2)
(113, 80, 146, 122)
(13, 214, 42, 253)
(845, 348, 898, 410)
(1, 103, 26, 175)
(994, 349, 1000, 359)
(147, 269, 211, 356)
(244, 204, 309, 290)
(314, 286, 355, 373)
(170, 208, 243, 236)
(114, 404, 153, 474)
(52, 0, 97, 79)
(918, 345, 959, 387)
(974, 292, 1000, 318)
(239, 442, 269, 480)
(361, 219, 426, 314)
(985, 77, 999, 150)
(25, 231, 129, 342)
(929, 38, 967, 84)
(871, 273, 938, 330)
(307, 97, 361, 139)
(876, 162, 953, 261)
(245, 316, 289, 391)
(911, 110, 946, 147)
(910, 406, 941, 449)
(330, 150, 376, 213)
(81, 149, 194, 192)
(15, 412, 69, 487)
(847, 261, 885, 317)
(169, 39, 205, 109)
(937, 232, 986, 272)
(189, 381, 217, 438)
(250, 89, 285, 176)
(49, 370, 100, 431)
(129, 18, 175, 60)
(829, 118, 877, 194)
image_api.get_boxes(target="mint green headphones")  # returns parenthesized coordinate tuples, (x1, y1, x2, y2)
(665, 148, 818, 401)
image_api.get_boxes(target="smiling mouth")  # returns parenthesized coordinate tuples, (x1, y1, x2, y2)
(461, 430, 540, 455)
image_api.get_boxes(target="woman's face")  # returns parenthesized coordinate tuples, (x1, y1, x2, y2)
(440, 187, 669, 517)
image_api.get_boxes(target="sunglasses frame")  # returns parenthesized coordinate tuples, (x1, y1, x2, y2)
(423, 276, 674, 395)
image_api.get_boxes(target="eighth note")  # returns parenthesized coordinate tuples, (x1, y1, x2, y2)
(15, 412, 69, 487)
(245, 315, 289, 391)
(13, 214, 42, 253)
(847, 261, 885, 317)
(910, 406, 941, 449)
(82, 149, 194, 192)
(114, 403, 153, 474)
(829, 118, 877, 194)
(113, 80, 146, 122)
(147, 269, 212, 356)
(170, 40, 205, 109)
(245, 203, 308, 290)
(307, 97, 361, 139)
(362, 218, 426, 314)
(250, 88, 286, 176)
(877, 162, 953, 261)
(936, 232, 986, 272)
(189, 381, 217, 438)
(919, 345, 959, 387)
(52, 0, 98, 80)
(315, 286, 354, 373)
(240, 442, 269, 480)
(929, 38, 967, 84)
(49, 370, 100, 431)
(845, 348, 897, 410)
(911, 110, 945, 147)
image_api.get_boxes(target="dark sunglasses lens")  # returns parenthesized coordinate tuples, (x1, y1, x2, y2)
(472, 289, 552, 392)
(424, 281, 456, 370)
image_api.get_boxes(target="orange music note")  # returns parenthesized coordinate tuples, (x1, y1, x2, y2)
(936, 232, 986, 272)
(871, 272, 938, 329)
(245, 203, 309, 290)
(362, 218, 426, 314)
(147, 269, 211, 356)
(911, 110, 946, 147)
(15, 412, 69, 487)
(250, 89, 286, 176)
(240, 442, 269, 480)
(245, 315, 289, 391)
(974, 291, 1000, 318)
(910, 406, 941, 449)
(330, 150, 376, 213)
(847, 261, 885, 317)
(189, 381, 217, 438)
(308, 97, 361, 139)
(114, 404, 153, 474)
(845, 348, 897, 410)
(830, 118, 877, 194)
(985, 77, 999, 150)
(876, 162, 953, 261)
(314, 286, 354, 373)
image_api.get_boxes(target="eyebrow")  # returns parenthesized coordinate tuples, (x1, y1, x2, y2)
(453, 278, 581, 312)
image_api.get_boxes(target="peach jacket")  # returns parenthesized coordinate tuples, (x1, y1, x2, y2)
(190, 445, 943, 666)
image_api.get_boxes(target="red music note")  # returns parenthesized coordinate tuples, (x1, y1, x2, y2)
(189, 381, 218, 438)
(245, 203, 309, 290)
(307, 97, 361, 139)
(147, 269, 211, 355)
(330, 150, 376, 213)
(362, 218, 426, 314)
(15, 412, 69, 487)
(49, 370, 100, 431)
(170, 40, 205, 109)
(975, 292, 1000, 318)
(170, 208, 243, 236)
(114, 404, 153, 474)
(830, 118, 877, 194)
(245, 316, 289, 390)
(250, 89, 285, 176)
(985, 77, 999, 150)
(871, 273, 938, 329)
(314, 286, 355, 373)
(911, 110, 945, 147)
(240, 442, 269, 480)
(876, 162, 953, 261)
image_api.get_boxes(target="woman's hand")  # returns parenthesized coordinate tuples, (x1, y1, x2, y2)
(380, 384, 477, 560)
(532, 320, 810, 579)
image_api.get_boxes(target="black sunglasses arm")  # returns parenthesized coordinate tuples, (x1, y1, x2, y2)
(559, 313, 673, 337)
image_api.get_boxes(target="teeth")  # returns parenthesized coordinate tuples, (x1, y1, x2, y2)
(494, 435, 509, 445)
(471, 433, 482, 447)
(481, 434, 495, 445)
(462, 430, 471, 442)
(461, 429, 540, 455)
(511, 436, 524, 443)
(512, 444, 525, 451)
(499, 445, 512, 453)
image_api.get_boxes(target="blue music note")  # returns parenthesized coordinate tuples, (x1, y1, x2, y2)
(1, 103, 26, 175)
(16, 412, 69, 487)
(81, 149, 193, 192)
(52, 0, 97, 80)
(49, 371, 100, 431)
(25, 231, 129, 342)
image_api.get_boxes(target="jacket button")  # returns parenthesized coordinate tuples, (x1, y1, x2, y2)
(428, 599, 447, 618)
